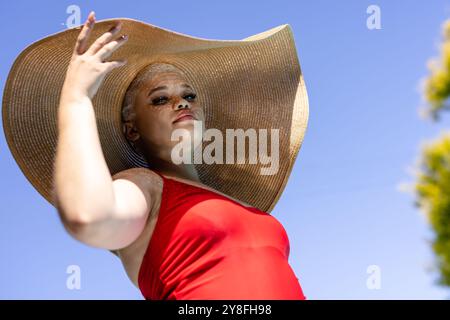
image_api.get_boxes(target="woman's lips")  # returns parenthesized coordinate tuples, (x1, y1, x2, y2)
(173, 115, 196, 123)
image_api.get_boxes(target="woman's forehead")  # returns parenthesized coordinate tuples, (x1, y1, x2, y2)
(142, 72, 193, 92)
(151, 71, 187, 84)
(151, 70, 186, 81)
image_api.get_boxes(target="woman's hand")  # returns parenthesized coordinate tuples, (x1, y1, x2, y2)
(61, 11, 128, 102)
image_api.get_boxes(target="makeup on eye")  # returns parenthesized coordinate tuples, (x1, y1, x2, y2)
(184, 93, 196, 101)
(151, 95, 168, 105)
(150, 92, 197, 106)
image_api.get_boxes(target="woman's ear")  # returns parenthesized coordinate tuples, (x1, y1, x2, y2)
(122, 121, 140, 144)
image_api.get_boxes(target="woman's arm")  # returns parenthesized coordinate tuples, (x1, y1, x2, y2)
(53, 12, 151, 250)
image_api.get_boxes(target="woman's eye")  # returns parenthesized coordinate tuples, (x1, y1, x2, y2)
(152, 96, 168, 105)
(184, 93, 197, 101)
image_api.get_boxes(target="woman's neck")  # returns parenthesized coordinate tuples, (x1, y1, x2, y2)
(147, 158, 200, 182)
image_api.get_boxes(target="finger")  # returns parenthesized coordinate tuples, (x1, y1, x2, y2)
(103, 59, 128, 72)
(86, 21, 122, 56)
(95, 34, 128, 61)
(74, 11, 96, 55)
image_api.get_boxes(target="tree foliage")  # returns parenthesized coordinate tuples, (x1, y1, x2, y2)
(424, 20, 450, 120)
(416, 19, 450, 287)
(415, 134, 450, 286)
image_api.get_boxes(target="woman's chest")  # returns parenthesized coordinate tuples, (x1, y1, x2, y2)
(153, 197, 290, 258)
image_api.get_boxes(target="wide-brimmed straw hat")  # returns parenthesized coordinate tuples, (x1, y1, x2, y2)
(2, 17, 309, 213)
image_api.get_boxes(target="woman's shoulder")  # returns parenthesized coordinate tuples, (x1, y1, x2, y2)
(112, 167, 162, 181)
(112, 167, 164, 196)
(112, 167, 165, 224)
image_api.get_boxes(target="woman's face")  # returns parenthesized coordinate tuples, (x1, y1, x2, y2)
(129, 71, 205, 162)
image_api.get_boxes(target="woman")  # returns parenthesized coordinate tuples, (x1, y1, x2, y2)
(3, 11, 309, 300)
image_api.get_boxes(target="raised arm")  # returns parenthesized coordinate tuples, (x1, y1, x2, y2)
(53, 12, 151, 250)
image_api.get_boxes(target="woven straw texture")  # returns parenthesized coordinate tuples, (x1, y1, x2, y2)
(2, 17, 309, 213)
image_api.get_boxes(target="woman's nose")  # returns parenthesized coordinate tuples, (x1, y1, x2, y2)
(174, 99, 190, 110)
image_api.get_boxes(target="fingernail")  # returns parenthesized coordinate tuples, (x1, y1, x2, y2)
(87, 11, 95, 24)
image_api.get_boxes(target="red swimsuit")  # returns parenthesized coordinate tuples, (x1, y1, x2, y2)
(138, 171, 306, 300)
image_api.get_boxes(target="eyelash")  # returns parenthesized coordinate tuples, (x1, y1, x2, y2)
(151, 93, 197, 105)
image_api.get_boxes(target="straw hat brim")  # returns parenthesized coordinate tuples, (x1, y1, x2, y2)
(2, 17, 309, 213)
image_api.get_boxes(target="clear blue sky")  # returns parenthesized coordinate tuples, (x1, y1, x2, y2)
(1, 0, 450, 299)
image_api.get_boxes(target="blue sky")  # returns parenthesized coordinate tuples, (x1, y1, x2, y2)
(1, 0, 450, 299)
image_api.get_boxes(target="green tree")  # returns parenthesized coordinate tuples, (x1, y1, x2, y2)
(424, 20, 450, 120)
(415, 20, 450, 287)
(415, 134, 450, 286)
